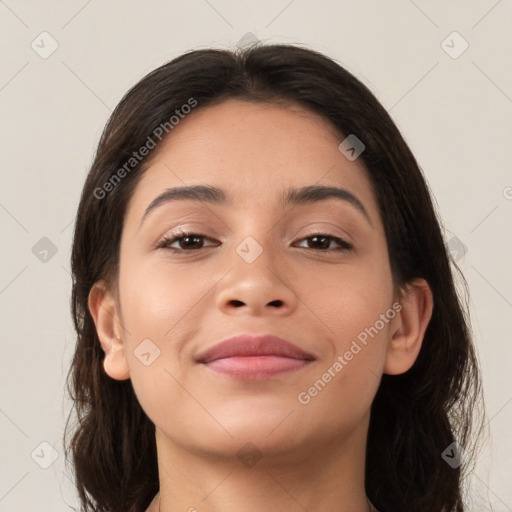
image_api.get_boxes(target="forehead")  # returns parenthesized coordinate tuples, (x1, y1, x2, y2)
(125, 99, 379, 221)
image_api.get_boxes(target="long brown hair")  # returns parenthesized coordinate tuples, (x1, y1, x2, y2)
(64, 43, 485, 512)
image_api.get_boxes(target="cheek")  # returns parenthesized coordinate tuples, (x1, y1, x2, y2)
(116, 259, 217, 419)
(119, 258, 215, 338)
(306, 255, 394, 342)
(295, 284, 394, 433)
(295, 259, 394, 405)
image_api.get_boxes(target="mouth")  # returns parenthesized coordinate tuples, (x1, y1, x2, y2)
(196, 334, 316, 380)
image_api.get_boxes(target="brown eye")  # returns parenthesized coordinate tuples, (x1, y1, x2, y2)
(294, 233, 352, 251)
(158, 232, 218, 251)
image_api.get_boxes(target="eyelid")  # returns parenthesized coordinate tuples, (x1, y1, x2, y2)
(154, 229, 216, 250)
(152, 223, 220, 247)
(155, 216, 358, 248)
(294, 221, 356, 244)
(294, 232, 353, 250)
(156, 230, 354, 253)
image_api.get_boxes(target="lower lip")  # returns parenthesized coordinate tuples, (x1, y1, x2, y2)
(202, 356, 312, 380)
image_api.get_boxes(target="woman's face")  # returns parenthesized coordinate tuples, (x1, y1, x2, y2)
(108, 99, 400, 459)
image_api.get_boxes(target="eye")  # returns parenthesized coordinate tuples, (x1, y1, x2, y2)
(293, 233, 353, 252)
(157, 231, 352, 253)
(157, 231, 219, 252)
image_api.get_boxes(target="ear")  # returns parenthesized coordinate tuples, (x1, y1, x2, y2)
(88, 280, 130, 380)
(383, 278, 433, 375)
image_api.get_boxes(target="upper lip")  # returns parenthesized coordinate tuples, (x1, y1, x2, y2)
(196, 334, 316, 363)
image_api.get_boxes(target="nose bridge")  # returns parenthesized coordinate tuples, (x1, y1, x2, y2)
(215, 231, 297, 315)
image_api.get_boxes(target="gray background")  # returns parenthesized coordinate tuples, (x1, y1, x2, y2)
(1, 1, 511, 510)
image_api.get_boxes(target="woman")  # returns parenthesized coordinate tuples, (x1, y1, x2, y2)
(64, 43, 484, 512)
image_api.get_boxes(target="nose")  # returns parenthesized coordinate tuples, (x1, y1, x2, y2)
(215, 244, 298, 317)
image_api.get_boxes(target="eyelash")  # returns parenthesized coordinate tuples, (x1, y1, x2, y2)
(156, 230, 353, 253)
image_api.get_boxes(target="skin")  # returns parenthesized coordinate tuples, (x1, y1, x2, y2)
(89, 99, 433, 512)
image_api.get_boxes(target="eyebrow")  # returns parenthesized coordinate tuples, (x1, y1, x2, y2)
(139, 184, 372, 228)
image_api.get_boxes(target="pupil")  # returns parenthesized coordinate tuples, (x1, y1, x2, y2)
(312, 236, 328, 249)
(183, 235, 201, 248)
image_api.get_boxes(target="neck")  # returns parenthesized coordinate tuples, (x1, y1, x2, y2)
(153, 417, 371, 512)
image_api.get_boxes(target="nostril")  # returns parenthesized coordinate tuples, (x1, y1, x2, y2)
(227, 299, 283, 308)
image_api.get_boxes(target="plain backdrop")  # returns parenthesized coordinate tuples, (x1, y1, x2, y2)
(0, 1, 511, 510)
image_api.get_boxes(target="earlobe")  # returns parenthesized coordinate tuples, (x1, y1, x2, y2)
(88, 281, 130, 381)
(383, 278, 433, 375)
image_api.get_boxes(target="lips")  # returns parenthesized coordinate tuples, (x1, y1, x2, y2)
(196, 334, 315, 380)
(196, 334, 316, 363)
